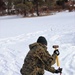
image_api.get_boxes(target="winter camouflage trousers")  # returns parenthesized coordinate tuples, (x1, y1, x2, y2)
(30, 67, 44, 75)
(20, 67, 44, 75)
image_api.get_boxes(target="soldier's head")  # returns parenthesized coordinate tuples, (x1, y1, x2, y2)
(37, 36, 47, 46)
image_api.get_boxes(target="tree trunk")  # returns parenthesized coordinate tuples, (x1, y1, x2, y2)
(36, 0, 39, 16)
(24, 9, 26, 17)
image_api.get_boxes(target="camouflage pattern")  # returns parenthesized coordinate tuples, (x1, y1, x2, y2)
(20, 43, 57, 75)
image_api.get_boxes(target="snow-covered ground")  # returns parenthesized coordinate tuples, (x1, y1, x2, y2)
(0, 11, 75, 75)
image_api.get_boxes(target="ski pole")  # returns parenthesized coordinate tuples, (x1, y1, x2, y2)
(53, 45, 61, 75)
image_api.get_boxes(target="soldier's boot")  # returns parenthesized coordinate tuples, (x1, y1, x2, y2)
(37, 74, 43, 75)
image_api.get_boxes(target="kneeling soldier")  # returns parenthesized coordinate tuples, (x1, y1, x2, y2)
(20, 36, 62, 75)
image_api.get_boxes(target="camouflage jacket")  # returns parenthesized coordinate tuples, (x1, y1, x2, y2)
(20, 43, 57, 75)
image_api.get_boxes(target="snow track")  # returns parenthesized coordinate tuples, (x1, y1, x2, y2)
(61, 46, 75, 75)
(0, 31, 75, 75)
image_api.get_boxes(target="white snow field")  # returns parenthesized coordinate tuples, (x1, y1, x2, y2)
(0, 11, 75, 75)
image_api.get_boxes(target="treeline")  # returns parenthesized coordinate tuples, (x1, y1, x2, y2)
(0, 0, 75, 16)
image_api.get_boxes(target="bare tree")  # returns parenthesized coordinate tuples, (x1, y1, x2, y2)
(0, 0, 6, 15)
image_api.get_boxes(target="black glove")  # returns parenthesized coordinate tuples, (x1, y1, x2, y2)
(55, 68, 62, 73)
(54, 49, 60, 56)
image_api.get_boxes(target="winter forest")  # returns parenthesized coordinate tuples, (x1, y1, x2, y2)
(0, 0, 75, 16)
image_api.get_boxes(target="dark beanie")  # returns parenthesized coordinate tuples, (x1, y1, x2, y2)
(37, 36, 47, 46)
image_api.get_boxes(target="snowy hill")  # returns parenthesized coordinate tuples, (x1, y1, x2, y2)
(0, 11, 75, 75)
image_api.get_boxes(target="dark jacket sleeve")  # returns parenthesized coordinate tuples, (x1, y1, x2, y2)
(45, 52, 57, 73)
(43, 50, 57, 73)
(37, 47, 57, 73)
